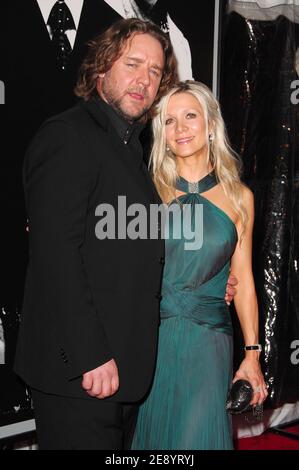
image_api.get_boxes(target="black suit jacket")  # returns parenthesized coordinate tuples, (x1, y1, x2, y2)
(167, 0, 215, 87)
(6, 0, 121, 141)
(14, 99, 165, 402)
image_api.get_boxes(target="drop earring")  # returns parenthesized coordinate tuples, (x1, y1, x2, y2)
(209, 133, 214, 143)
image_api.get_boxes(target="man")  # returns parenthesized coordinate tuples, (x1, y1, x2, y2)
(15, 18, 236, 450)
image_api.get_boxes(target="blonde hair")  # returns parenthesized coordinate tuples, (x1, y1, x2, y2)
(150, 80, 248, 239)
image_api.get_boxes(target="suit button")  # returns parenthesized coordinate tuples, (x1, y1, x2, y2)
(155, 292, 162, 300)
(159, 257, 165, 265)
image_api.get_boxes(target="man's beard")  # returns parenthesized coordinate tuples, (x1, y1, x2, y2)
(102, 81, 149, 122)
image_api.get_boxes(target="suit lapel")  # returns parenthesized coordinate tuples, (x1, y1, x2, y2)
(106, 127, 157, 203)
(26, 0, 54, 51)
(81, 99, 158, 203)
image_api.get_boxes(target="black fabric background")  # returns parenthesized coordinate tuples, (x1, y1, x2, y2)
(220, 6, 299, 406)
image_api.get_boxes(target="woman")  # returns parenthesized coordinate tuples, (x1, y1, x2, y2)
(132, 81, 268, 450)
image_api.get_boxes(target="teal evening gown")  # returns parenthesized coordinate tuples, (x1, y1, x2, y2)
(132, 172, 238, 450)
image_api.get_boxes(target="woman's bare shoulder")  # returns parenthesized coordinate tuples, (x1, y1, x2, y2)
(240, 183, 254, 208)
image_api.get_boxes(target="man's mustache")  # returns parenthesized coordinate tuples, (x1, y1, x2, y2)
(127, 88, 148, 98)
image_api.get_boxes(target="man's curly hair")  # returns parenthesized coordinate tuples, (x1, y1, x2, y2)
(75, 18, 178, 120)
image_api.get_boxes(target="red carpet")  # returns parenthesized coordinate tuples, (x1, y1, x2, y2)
(235, 424, 299, 450)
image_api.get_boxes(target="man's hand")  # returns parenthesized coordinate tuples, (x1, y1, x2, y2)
(225, 273, 238, 305)
(82, 358, 119, 399)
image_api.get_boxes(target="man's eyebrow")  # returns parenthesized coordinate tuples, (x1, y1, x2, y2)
(125, 56, 163, 72)
(151, 64, 163, 73)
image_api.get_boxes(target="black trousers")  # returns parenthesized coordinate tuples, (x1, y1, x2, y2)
(31, 389, 138, 450)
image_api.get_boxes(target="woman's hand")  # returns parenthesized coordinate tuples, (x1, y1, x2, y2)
(232, 356, 268, 406)
(225, 273, 238, 305)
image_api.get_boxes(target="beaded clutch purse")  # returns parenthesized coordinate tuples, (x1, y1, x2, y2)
(226, 379, 253, 414)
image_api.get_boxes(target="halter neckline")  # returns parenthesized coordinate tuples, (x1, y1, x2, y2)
(176, 172, 217, 194)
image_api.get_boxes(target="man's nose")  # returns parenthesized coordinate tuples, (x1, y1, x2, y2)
(137, 68, 150, 86)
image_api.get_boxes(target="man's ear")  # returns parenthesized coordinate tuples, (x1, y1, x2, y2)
(96, 74, 105, 98)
